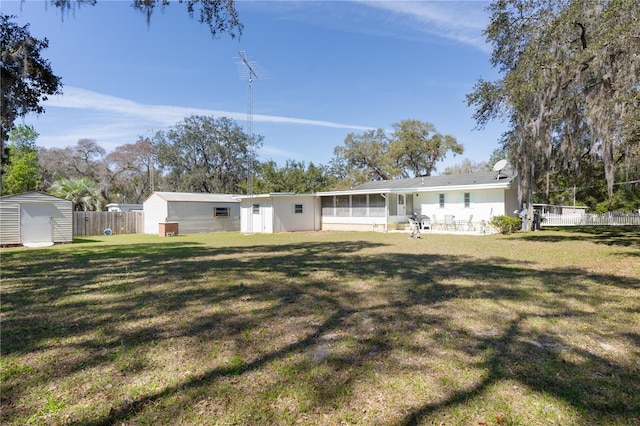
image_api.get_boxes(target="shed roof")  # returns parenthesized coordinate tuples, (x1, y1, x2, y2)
(149, 192, 240, 203)
(0, 191, 71, 203)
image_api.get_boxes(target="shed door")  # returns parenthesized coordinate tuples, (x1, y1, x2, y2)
(21, 204, 53, 244)
(251, 203, 264, 233)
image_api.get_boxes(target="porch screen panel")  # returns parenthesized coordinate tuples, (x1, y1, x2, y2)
(369, 194, 385, 217)
(336, 195, 350, 216)
(352, 194, 367, 217)
(321, 196, 335, 216)
(388, 194, 398, 216)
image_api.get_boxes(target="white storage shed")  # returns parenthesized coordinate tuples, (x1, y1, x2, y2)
(0, 192, 73, 247)
(143, 192, 240, 235)
(235, 193, 320, 234)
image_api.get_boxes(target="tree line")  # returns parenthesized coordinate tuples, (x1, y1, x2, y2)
(7, 111, 636, 214)
(2, 116, 463, 210)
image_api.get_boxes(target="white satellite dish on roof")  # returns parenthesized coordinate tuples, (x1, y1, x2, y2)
(493, 159, 508, 179)
(493, 159, 508, 172)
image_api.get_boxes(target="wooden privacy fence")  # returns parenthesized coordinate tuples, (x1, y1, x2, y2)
(73, 211, 144, 236)
(541, 213, 640, 227)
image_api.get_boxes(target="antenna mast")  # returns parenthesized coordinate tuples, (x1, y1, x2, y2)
(236, 51, 269, 233)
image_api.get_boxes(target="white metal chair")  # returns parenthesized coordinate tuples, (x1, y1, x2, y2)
(420, 216, 431, 230)
(431, 214, 438, 230)
(444, 214, 455, 230)
(461, 214, 474, 231)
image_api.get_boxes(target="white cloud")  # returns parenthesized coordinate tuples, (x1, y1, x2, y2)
(249, 1, 491, 53)
(43, 86, 376, 132)
(357, 0, 490, 52)
(31, 86, 376, 161)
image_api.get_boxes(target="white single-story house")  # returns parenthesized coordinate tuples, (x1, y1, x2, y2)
(235, 193, 320, 234)
(237, 170, 519, 234)
(106, 203, 143, 212)
(0, 192, 73, 246)
(317, 170, 519, 232)
(143, 191, 240, 235)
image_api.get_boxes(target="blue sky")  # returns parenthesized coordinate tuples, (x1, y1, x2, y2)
(4, 0, 506, 173)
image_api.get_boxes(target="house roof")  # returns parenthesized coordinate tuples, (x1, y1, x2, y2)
(148, 192, 240, 203)
(317, 170, 517, 196)
(233, 192, 315, 200)
(147, 171, 517, 203)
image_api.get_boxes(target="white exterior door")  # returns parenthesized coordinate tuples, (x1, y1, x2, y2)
(251, 203, 263, 233)
(397, 194, 406, 216)
(21, 204, 52, 244)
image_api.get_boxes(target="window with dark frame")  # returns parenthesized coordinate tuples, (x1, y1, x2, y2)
(294, 203, 304, 214)
(252, 204, 260, 214)
(214, 207, 230, 218)
(464, 192, 470, 208)
(439, 193, 445, 208)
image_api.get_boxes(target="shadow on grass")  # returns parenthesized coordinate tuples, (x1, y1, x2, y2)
(527, 226, 640, 247)
(72, 237, 104, 244)
(2, 236, 639, 425)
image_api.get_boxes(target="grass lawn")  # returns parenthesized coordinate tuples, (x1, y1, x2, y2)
(1, 228, 639, 425)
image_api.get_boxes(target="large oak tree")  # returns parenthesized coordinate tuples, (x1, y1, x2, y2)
(153, 115, 260, 194)
(333, 120, 462, 186)
(467, 0, 640, 205)
(253, 160, 334, 194)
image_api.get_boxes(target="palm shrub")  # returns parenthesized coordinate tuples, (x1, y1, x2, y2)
(48, 177, 103, 211)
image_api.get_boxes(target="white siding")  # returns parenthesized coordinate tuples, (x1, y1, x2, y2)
(52, 198, 73, 243)
(144, 193, 241, 235)
(143, 193, 169, 235)
(417, 188, 510, 224)
(504, 188, 519, 218)
(239, 195, 319, 234)
(169, 201, 240, 234)
(0, 203, 20, 245)
(240, 198, 273, 233)
(321, 216, 388, 232)
(272, 196, 317, 232)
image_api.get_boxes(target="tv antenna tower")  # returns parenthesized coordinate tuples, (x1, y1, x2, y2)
(236, 51, 269, 233)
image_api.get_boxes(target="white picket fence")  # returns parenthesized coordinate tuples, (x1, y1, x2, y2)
(541, 213, 640, 227)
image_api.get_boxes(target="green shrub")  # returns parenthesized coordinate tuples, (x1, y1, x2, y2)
(489, 215, 522, 234)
